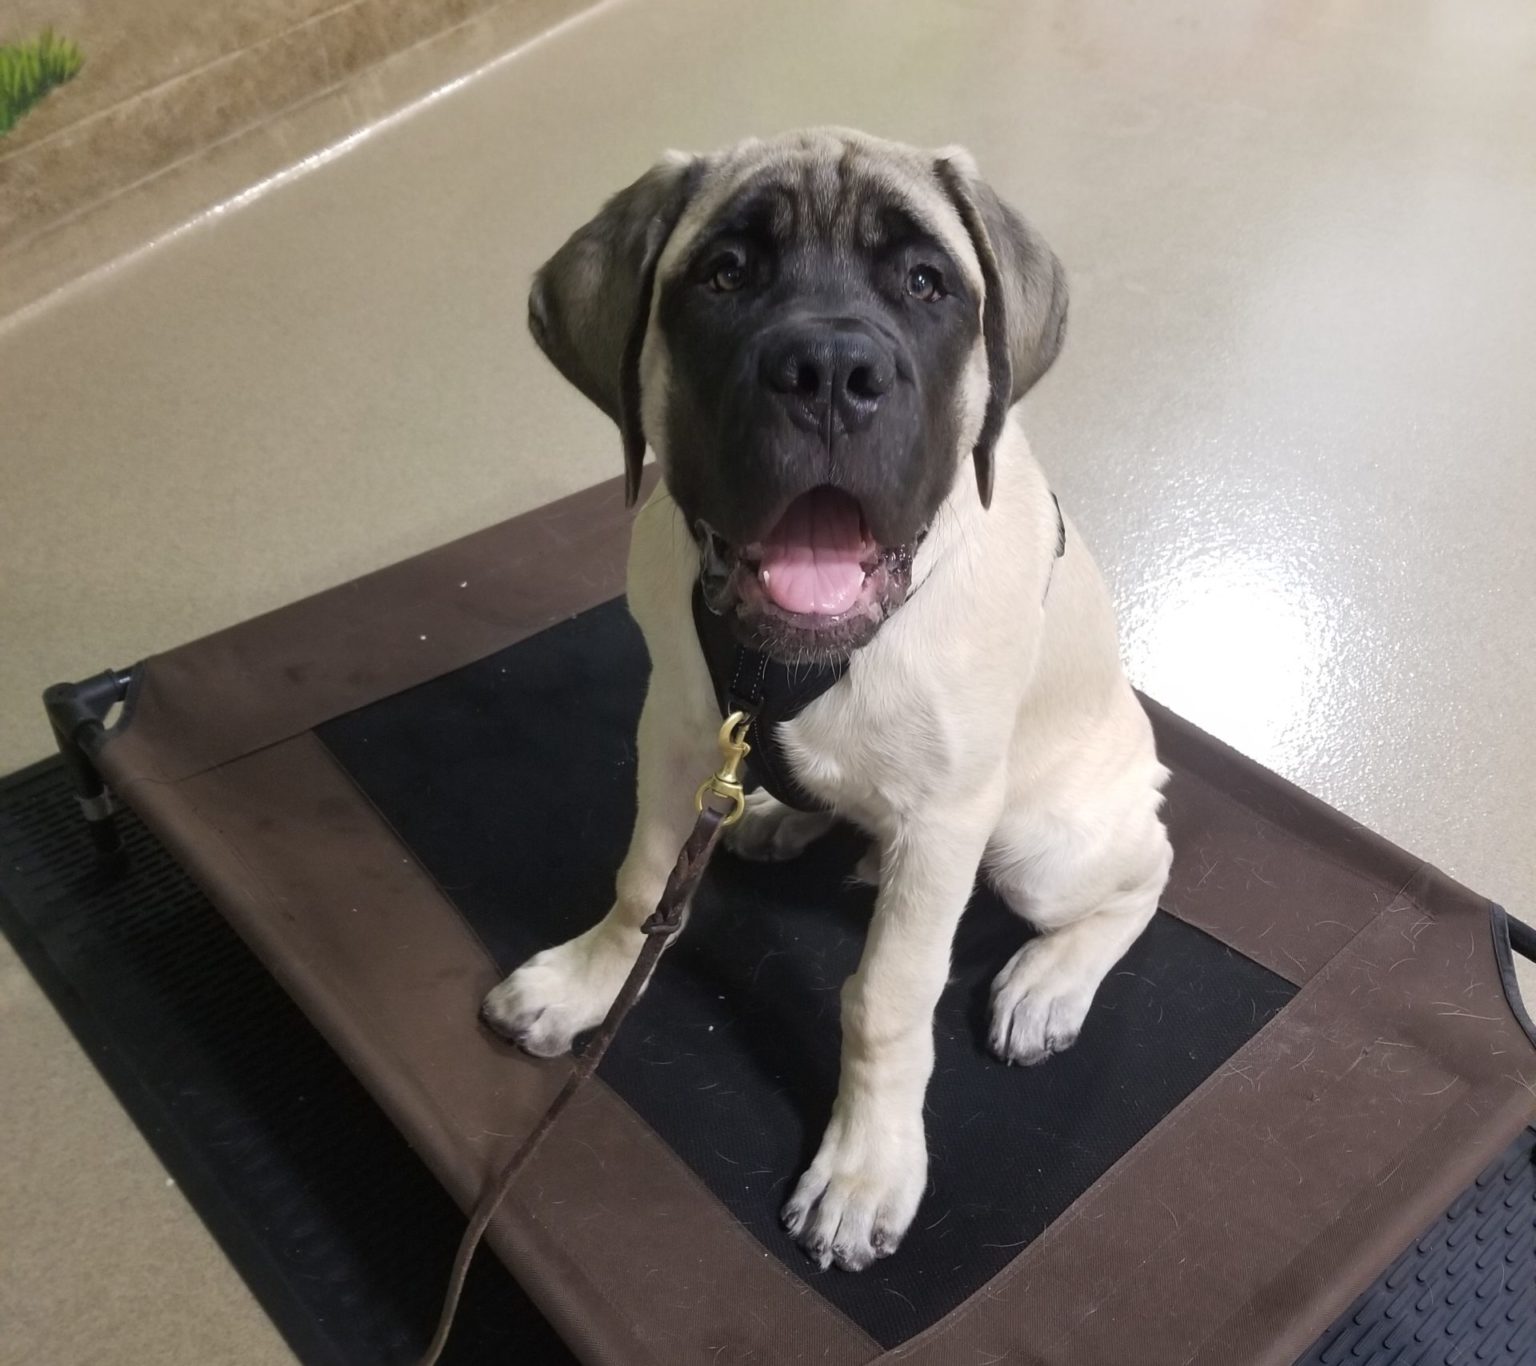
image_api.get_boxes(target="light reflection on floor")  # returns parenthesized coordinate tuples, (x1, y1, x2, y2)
(1121, 550, 1335, 778)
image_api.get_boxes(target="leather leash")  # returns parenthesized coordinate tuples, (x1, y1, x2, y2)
(416, 711, 753, 1366)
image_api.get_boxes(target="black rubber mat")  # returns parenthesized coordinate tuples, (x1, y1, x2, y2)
(0, 758, 577, 1366)
(318, 598, 1300, 1346)
(1297, 1127, 1536, 1366)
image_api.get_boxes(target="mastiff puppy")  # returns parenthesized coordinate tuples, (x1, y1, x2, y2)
(483, 128, 1172, 1272)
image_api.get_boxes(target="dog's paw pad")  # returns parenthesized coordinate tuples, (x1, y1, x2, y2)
(992, 1020, 1080, 1066)
(988, 940, 1094, 1067)
(870, 1224, 904, 1258)
(780, 1203, 808, 1238)
(480, 984, 582, 1057)
(481, 934, 634, 1058)
(831, 1237, 877, 1272)
(781, 1117, 926, 1273)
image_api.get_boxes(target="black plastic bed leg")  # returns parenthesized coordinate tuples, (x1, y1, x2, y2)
(1509, 914, 1536, 964)
(42, 668, 135, 861)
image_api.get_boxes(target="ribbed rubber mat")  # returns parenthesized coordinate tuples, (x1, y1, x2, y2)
(1298, 1128, 1536, 1365)
(0, 758, 577, 1366)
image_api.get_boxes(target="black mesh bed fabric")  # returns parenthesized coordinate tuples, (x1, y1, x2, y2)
(315, 598, 1299, 1345)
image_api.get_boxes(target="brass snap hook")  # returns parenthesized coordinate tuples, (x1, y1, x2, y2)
(694, 710, 753, 826)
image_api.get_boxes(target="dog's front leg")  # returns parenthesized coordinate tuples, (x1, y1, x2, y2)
(482, 682, 713, 1056)
(783, 790, 999, 1271)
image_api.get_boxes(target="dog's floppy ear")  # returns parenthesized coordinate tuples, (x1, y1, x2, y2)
(528, 153, 701, 506)
(934, 155, 1069, 509)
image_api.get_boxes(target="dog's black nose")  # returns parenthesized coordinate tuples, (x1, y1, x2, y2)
(761, 323, 893, 436)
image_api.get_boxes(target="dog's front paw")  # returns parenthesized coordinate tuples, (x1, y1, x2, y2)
(988, 937, 1094, 1066)
(481, 928, 635, 1058)
(726, 788, 834, 863)
(781, 1110, 927, 1271)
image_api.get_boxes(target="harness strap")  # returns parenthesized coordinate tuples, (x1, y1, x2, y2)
(691, 584, 845, 811)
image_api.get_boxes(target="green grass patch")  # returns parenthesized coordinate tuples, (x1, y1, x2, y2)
(1, 30, 84, 136)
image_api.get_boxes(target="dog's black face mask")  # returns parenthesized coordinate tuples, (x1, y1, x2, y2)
(656, 184, 978, 659)
(526, 134, 1068, 663)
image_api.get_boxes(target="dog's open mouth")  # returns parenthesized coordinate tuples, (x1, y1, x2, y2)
(697, 486, 915, 660)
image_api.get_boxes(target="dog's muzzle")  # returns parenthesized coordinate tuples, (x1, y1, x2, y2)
(696, 486, 918, 663)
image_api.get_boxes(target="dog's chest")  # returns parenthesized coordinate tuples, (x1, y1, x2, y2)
(776, 662, 964, 822)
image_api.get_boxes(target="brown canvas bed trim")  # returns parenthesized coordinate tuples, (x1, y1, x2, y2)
(103, 467, 661, 789)
(90, 475, 1536, 1365)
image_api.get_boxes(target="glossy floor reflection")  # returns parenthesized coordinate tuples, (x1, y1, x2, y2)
(1122, 548, 1337, 772)
(1, 1, 1533, 1361)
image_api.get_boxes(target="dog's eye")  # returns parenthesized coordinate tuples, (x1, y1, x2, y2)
(906, 265, 946, 302)
(707, 253, 748, 294)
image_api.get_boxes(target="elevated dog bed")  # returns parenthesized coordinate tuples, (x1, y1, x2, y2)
(24, 474, 1536, 1364)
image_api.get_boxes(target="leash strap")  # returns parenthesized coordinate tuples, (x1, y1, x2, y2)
(416, 802, 731, 1366)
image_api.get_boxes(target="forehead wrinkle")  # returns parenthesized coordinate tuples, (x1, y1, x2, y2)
(865, 164, 981, 287)
(713, 172, 801, 240)
(667, 179, 797, 280)
(840, 154, 976, 270)
(658, 135, 983, 291)
(798, 157, 838, 242)
(742, 183, 797, 241)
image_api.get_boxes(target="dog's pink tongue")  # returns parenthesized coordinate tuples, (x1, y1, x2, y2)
(757, 489, 868, 616)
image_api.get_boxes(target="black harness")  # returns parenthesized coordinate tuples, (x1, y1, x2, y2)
(692, 494, 1067, 812)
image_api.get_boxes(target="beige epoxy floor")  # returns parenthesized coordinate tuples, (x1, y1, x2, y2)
(0, 951, 295, 1366)
(2, 0, 1534, 1360)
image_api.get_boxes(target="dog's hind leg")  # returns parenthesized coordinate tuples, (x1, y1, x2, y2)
(725, 787, 835, 862)
(984, 799, 1170, 1066)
